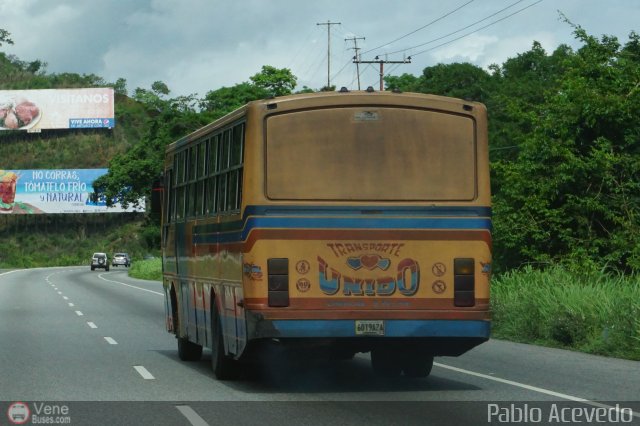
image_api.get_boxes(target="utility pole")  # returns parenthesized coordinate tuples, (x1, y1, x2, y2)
(316, 20, 341, 90)
(345, 36, 365, 90)
(354, 56, 411, 91)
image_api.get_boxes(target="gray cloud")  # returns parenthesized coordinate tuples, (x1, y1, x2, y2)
(2, 0, 638, 97)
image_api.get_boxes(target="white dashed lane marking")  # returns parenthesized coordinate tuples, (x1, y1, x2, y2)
(176, 405, 210, 426)
(133, 366, 155, 380)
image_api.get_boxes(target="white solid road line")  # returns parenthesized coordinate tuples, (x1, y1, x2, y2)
(87, 322, 97, 329)
(104, 337, 118, 345)
(435, 362, 640, 418)
(98, 274, 163, 296)
(133, 366, 155, 380)
(176, 405, 210, 426)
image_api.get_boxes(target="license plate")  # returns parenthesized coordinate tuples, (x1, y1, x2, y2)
(355, 320, 385, 336)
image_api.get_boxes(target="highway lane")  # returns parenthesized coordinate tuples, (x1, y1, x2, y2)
(1, 267, 639, 425)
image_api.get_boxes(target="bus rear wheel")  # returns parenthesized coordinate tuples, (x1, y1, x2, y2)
(402, 353, 434, 378)
(178, 337, 202, 361)
(211, 304, 240, 380)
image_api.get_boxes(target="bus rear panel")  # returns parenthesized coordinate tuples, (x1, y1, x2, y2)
(164, 91, 491, 379)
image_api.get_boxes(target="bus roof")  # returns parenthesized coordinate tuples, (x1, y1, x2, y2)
(166, 90, 484, 153)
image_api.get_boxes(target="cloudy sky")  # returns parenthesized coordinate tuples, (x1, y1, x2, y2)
(1, 0, 638, 98)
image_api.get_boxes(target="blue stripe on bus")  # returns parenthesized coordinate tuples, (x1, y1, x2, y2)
(193, 216, 492, 244)
(193, 205, 492, 235)
(269, 319, 490, 339)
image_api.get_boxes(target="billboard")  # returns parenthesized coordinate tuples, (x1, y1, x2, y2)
(0, 169, 144, 214)
(0, 88, 115, 132)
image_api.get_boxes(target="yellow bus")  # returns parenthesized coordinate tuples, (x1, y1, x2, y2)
(161, 90, 492, 380)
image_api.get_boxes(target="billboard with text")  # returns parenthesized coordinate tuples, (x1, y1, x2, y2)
(0, 169, 144, 214)
(0, 88, 115, 132)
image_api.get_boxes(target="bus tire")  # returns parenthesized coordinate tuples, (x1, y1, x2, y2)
(178, 337, 203, 361)
(371, 347, 402, 377)
(211, 304, 240, 380)
(402, 353, 434, 378)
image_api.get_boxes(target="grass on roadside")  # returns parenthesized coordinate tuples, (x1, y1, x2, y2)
(491, 265, 640, 360)
(128, 257, 162, 281)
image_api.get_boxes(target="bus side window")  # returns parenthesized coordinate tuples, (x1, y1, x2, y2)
(217, 174, 227, 213)
(216, 129, 232, 213)
(186, 147, 197, 218)
(175, 150, 187, 220)
(164, 169, 173, 223)
(210, 135, 220, 175)
(206, 175, 217, 216)
(206, 135, 220, 216)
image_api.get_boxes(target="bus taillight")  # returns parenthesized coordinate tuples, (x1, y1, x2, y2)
(267, 258, 289, 307)
(454, 258, 475, 307)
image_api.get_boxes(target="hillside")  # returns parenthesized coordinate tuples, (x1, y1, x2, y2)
(0, 52, 156, 266)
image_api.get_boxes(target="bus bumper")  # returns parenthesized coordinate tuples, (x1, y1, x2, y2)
(256, 319, 490, 339)
(243, 317, 490, 357)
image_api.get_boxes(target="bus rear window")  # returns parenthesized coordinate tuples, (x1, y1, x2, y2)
(266, 107, 476, 201)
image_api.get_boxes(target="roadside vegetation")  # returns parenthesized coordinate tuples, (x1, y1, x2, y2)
(128, 257, 162, 281)
(492, 266, 640, 360)
(1, 20, 639, 360)
(0, 215, 159, 268)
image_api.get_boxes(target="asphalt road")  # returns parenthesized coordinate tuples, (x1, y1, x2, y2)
(1, 267, 638, 426)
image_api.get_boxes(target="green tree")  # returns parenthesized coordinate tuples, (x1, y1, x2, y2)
(492, 27, 640, 272)
(200, 82, 268, 118)
(151, 80, 170, 96)
(416, 62, 492, 102)
(488, 42, 573, 161)
(249, 65, 297, 96)
(113, 77, 128, 96)
(384, 73, 420, 92)
(92, 84, 207, 210)
(0, 29, 13, 47)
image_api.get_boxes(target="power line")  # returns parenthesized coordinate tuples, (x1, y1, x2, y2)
(345, 36, 366, 89)
(331, 58, 353, 81)
(410, 0, 544, 58)
(355, 56, 412, 91)
(384, 0, 529, 56)
(361, 0, 475, 55)
(286, 25, 322, 70)
(316, 20, 341, 89)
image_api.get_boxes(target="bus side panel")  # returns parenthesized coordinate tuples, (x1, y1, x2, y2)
(194, 281, 208, 347)
(217, 244, 246, 357)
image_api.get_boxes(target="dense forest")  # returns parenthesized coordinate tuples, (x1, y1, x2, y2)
(1, 24, 638, 273)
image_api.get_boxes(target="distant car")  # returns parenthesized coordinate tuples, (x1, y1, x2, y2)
(91, 252, 109, 271)
(112, 252, 131, 267)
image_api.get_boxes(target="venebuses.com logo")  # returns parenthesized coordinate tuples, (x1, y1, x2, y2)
(6, 401, 71, 424)
(7, 401, 30, 424)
